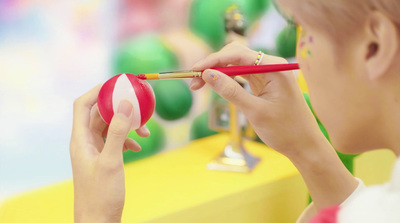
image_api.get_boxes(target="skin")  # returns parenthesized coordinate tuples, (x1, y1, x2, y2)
(70, 85, 149, 223)
(189, 9, 400, 211)
(190, 42, 358, 210)
(295, 13, 400, 155)
(69, 8, 400, 223)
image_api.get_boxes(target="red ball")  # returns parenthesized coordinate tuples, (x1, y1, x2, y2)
(97, 73, 155, 130)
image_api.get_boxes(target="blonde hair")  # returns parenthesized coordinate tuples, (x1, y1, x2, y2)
(275, 0, 400, 40)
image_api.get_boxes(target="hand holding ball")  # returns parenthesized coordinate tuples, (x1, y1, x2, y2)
(97, 73, 155, 130)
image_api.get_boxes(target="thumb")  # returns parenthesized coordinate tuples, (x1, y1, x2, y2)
(202, 69, 255, 110)
(102, 99, 134, 159)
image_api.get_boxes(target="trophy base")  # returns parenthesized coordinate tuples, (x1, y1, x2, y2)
(206, 142, 261, 173)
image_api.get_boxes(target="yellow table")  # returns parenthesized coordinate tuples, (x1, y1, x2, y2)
(0, 134, 308, 223)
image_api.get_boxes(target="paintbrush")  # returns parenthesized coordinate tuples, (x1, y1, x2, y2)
(136, 63, 299, 80)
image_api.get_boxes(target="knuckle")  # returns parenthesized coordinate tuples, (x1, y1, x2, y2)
(276, 57, 289, 64)
(208, 52, 219, 61)
(222, 83, 238, 100)
(224, 41, 243, 52)
(228, 41, 243, 48)
(98, 159, 120, 173)
(221, 42, 232, 50)
(73, 97, 83, 111)
(69, 140, 85, 159)
(108, 123, 127, 139)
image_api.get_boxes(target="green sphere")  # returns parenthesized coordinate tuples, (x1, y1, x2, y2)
(190, 0, 270, 50)
(153, 80, 193, 121)
(123, 118, 166, 163)
(190, 111, 218, 140)
(190, 0, 233, 50)
(275, 25, 297, 58)
(242, 0, 271, 23)
(113, 34, 178, 75)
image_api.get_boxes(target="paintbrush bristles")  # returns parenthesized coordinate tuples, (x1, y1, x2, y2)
(137, 74, 147, 80)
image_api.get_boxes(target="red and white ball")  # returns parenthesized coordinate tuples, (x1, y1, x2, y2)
(97, 73, 155, 130)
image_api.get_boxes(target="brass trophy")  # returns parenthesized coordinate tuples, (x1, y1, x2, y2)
(206, 4, 261, 173)
(206, 80, 261, 173)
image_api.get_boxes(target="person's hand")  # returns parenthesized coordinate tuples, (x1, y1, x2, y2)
(190, 42, 325, 158)
(70, 85, 149, 223)
(190, 42, 358, 210)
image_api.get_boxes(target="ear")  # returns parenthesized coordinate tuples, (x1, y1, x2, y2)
(365, 11, 399, 80)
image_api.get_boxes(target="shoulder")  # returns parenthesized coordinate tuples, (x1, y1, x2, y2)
(338, 157, 400, 223)
(297, 178, 366, 223)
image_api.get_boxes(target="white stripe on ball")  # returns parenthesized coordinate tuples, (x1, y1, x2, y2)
(112, 74, 142, 130)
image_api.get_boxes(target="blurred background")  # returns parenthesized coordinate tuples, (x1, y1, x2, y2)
(0, 0, 296, 203)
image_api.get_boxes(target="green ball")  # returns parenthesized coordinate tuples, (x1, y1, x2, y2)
(123, 118, 166, 163)
(241, 0, 270, 23)
(275, 25, 297, 58)
(190, 0, 233, 50)
(153, 80, 193, 121)
(189, 0, 270, 50)
(113, 34, 178, 75)
(190, 112, 218, 140)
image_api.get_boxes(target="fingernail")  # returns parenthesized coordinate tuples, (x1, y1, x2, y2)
(203, 69, 219, 84)
(189, 81, 195, 90)
(144, 127, 150, 136)
(117, 100, 133, 118)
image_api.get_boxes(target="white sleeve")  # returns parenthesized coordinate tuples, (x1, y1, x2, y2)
(338, 158, 400, 223)
(296, 178, 366, 223)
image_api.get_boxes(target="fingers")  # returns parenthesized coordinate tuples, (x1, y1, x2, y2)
(189, 78, 206, 91)
(192, 41, 288, 72)
(72, 84, 102, 137)
(102, 100, 134, 160)
(136, 125, 150, 138)
(259, 53, 288, 65)
(124, 138, 141, 152)
(90, 105, 108, 136)
(192, 41, 258, 71)
(202, 69, 257, 110)
(190, 42, 257, 91)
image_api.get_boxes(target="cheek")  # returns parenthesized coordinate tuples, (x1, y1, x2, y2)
(297, 34, 343, 125)
(296, 36, 314, 73)
(299, 40, 336, 93)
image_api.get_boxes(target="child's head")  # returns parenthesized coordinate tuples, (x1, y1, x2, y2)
(277, 1, 400, 41)
(276, 0, 400, 154)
